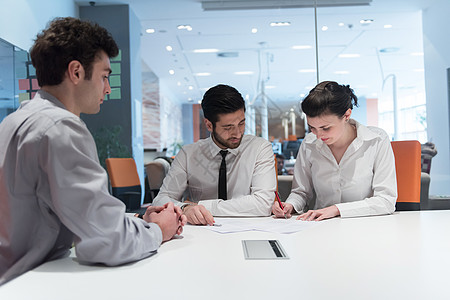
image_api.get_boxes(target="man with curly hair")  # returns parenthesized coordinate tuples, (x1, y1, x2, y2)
(0, 17, 186, 285)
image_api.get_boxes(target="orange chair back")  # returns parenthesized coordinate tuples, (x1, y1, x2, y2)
(105, 158, 142, 211)
(391, 141, 421, 210)
(105, 158, 140, 188)
(287, 134, 297, 141)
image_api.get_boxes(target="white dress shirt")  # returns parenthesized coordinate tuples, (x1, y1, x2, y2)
(152, 135, 277, 216)
(286, 119, 397, 218)
(0, 91, 162, 285)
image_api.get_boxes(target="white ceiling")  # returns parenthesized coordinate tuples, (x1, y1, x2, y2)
(76, 0, 434, 117)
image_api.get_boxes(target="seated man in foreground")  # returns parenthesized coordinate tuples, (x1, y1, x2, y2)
(0, 17, 186, 285)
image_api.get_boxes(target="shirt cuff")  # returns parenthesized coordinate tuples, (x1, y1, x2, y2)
(148, 222, 163, 245)
(198, 199, 217, 215)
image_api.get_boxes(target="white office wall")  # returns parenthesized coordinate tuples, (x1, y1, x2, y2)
(422, 0, 450, 195)
(0, 0, 77, 51)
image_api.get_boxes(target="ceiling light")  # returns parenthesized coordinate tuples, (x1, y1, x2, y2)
(338, 22, 345, 27)
(334, 71, 349, 74)
(338, 54, 360, 58)
(202, 0, 373, 10)
(321, 25, 328, 31)
(360, 19, 374, 25)
(194, 72, 211, 76)
(177, 82, 181, 86)
(193, 49, 219, 53)
(265, 85, 276, 89)
(166, 46, 173, 52)
(298, 69, 316, 73)
(177, 25, 192, 31)
(251, 28, 258, 33)
(292, 45, 312, 50)
(411, 52, 424, 56)
(188, 86, 194, 90)
(384, 24, 392, 29)
(270, 22, 291, 27)
(234, 71, 254, 75)
(188, 98, 193, 102)
(169, 70, 175, 75)
(145, 28, 155, 34)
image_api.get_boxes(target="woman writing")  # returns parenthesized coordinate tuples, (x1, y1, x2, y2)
(272, 81, 397, 221)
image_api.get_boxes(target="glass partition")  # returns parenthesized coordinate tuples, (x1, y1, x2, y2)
(0, 38, 31, 123)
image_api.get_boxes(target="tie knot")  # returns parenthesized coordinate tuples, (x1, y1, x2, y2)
(220, 150, 228, 158)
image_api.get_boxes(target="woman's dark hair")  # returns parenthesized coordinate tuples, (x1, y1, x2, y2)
(30, 17, 119, 87)
(201, 84, 246, 125)
(301, 81, 358, 118)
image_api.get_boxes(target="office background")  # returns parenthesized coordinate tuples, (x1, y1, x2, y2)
(0, 0, 449, 197)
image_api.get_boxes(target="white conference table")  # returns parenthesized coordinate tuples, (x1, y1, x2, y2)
(1, 210, 450, 300)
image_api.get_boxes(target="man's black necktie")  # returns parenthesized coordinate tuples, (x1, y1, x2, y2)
(218, 150, 228, 200)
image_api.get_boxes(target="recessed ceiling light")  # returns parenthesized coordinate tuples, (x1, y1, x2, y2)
(188, 86, 194, 90)
(234, 71, 254, 75)
(166, 46, 173, 52)
(384, 24, 393, 29)
(177, 25, 192, 31)
(338, 54, 360, 58)
(169, 70, 175, 75)
(251, 28, 258, 33)
(193, 49, 219, 53)
(338, 22, 345, 27)
(321, 25, 328, 31)
(265, 85, 276, 89)
(270, 22, 291, 27)
(334, 71, 349, 74)
(177, 82, 181, 86)
(292, 45, 312, 50)
(194, 72, 211, 76)
(298, 69, 316, 73)
(145, 28, 155, 34)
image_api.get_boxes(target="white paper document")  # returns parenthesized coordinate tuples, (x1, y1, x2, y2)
(204, 217, 319, 234)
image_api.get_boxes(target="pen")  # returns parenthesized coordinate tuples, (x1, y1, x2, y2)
(275, 191, 287, 219)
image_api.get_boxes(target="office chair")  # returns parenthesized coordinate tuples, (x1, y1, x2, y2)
(105, 158, 142, 212)
(145, 158, 170, 200)
(391, 140, 421, 211)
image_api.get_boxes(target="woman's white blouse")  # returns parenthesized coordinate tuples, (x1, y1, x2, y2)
(286, 119, 397, 218)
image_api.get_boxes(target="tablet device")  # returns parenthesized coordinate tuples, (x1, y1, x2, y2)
(242, 240, 289, 260)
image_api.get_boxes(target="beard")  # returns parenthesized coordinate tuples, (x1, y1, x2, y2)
(212, 128, 243, 149)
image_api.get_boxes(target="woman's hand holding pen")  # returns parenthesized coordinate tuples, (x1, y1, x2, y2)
(272, 201, 293, 219)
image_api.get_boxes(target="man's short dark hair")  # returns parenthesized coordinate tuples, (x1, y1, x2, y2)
(201, 84, 246, 125)
(30, 17, 119, 87)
